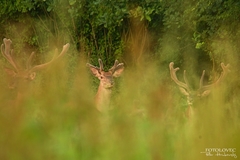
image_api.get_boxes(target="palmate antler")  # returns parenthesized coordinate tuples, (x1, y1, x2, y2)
(1, 38, 70, 82)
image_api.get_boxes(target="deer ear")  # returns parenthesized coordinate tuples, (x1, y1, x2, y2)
(87, 65, 101, 78)
(201, 90, 211, 97)
(112, 66, 124, 77)
(179, 87, 189, 96)
(4, 68, 17, 77)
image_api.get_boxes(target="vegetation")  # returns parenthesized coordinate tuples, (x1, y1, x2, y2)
(0, 0, 239, 159)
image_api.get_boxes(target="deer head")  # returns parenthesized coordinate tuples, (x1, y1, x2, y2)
(169, 62, 230, 106)
(87, 59, 124, 112)
(1, 38, 70, 89)
(87, 59, 124, 89)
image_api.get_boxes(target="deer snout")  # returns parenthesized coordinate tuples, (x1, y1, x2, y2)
(103, 79, 114, 89)
(187, 96, 193, 106)
(110, 80, 114, 86)
(107, 81, 114, 88)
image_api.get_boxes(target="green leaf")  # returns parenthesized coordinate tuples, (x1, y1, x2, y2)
(69, 0, 76, 6)
(145, 15, 151, 21)
(195, 42, 204, 49)
(47, 6, 52, 12)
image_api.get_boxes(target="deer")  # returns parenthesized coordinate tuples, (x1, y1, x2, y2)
(169, 62, 230, 118)
(1, 38, 70, 106)
(87, 59, 124, 112)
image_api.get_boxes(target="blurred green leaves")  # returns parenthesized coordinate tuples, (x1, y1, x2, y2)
(0, 1, 240, 160)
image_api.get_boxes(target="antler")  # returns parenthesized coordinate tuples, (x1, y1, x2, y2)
(98, 59, 104, 72)
(169, 62, 190, 91)
(109, 60, 124, 74)
(29, 43, 70, 72)
(199, 63, 230, 91)
(1, 38, 19, 71)
(169, 62, 230, 93)
(86, 59, 103, 72)
(26, 52, 35, 70)
(1, 38, 70, 75)
(87, 59, 124, 73)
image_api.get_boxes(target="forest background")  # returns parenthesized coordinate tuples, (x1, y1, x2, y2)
(0, 0, 239, 160)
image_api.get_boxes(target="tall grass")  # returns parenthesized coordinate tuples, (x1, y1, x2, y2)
(0, 41, 239, 160)
(0, 14, 240, 160)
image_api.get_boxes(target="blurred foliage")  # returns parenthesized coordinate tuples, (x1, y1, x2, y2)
(1, 0, 240, 66)
(0, 0, 240, 159)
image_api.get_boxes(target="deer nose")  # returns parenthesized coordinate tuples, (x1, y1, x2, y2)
(110, 82, 114, 86)
(187, 97, 193, 106)
(110, 81, 114, 85)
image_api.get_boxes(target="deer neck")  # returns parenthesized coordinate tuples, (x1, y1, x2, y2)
(95, 84, 112, 112)
(185, 105, 194, 119)
(13, 81, 32, 106)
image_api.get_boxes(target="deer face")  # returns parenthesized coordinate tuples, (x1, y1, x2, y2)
(87, 59, 124, 112)
(4, 68, 36, 80)
(4, 68, 36, 89)
(87, 59, 124, 89)
(178, 86, 211, 106)
(98, 72, 115, 89)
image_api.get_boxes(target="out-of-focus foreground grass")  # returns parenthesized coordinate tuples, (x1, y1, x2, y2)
(0, 48, 239, 160)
